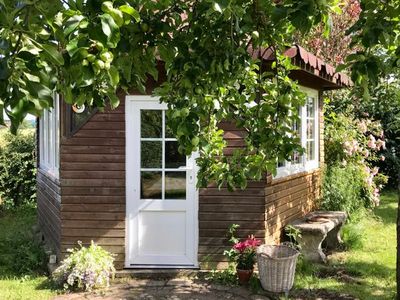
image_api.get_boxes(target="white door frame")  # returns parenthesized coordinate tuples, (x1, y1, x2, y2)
(125, 95, 199, 268)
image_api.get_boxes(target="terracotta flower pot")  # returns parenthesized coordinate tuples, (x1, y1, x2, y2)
(236, 268, 253, 284)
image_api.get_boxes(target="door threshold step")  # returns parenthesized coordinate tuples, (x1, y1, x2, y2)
(116, 268, 202, 279)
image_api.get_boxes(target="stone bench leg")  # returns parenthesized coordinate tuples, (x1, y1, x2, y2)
(298, 231, 327, 263)
(325, 224, 344, 250)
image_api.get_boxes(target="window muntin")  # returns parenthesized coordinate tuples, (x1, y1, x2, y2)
(39, 94, 60, 178)
(275, 87, 319, 178)
(140, 109, 187, 201)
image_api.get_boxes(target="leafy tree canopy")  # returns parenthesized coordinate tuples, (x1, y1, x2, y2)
(0, 0, 398, 188)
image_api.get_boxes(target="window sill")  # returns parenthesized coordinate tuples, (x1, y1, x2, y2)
(274, 161, 319, 180)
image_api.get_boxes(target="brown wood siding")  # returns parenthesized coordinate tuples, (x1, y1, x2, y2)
(59, 100, 126, 268)
(37, 170, 62, 256)
(38, 87, 324, 271)
(198, 181, 266, 269)
(264, 96, 324, 244)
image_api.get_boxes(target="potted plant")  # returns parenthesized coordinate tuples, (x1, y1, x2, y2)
(224, 225, 261, 285)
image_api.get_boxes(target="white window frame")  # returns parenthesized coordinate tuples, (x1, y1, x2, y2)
(39, 94, 60, 179)
(275, 86, 319, 179)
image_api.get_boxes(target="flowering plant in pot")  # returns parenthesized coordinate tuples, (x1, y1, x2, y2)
(224, 224, 261, 284)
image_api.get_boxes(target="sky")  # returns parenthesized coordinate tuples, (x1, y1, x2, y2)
(3, 112, 36, 121)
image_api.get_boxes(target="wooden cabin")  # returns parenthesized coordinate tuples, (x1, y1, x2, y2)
(37, 45, 349, 269)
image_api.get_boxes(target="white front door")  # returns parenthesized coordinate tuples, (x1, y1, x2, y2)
(125, 96, 198, 268)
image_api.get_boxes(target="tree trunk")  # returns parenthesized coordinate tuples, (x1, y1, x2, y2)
(397, 171, 400, 300)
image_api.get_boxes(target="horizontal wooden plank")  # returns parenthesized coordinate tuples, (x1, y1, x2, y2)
(199, 204, 264, 213)
(62, 228, 125, 238)
(62, 204, 125, 213)
(199, 220, 264, 230)
(199, 195, 265, 205)
(62, 220, 125, 229)
(61, 154, 125, 163)
(62, 237, 125, 245)
(73, 130, 125, 138)
(61, 162, 125, 171)
(199, 228, 265, 238)
(90, 114, 125, 122)
(199, 234, 264, 246)
(200, 188, 264, 197)
(61, 145, 125, 155)
(223, 131, 247, 139)
(61, 179, 125, 187)
(83, 121, 124, 130)
(62, 171, 125, 179)
(266, 188, 315, 214)
(61, 138, 125, 146)
(199, 212, 264, 221)
(61, 195, 125, 204)
(62, 211, 125, 220)
(61, 187, 125, 196)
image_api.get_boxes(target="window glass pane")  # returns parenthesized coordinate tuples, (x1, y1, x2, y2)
(307, 140, 315, 161)
(141, 110, 162, 138)
(165, 114, 175, 138)
(141, 141, 162, 168)
(71, 105, 95, 133)
(307, 119, 314, 139)
(165, 172, 186, 199)
(278, 161, 286, 168)
(291, 151, 301, 164)
(141, 171, 162, 199)
(165, 141, 186, 168)
(307, 97, 315, 118)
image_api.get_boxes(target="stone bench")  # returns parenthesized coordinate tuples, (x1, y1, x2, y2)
(287, 211, 347, 263)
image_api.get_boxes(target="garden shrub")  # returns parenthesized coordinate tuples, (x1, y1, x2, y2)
(0, 129, 36, 209)
(322, 102, 388, 214)
(0, 206, 48, 276)
(53, 242, 116, 291)
(322, 163, 368, 213)
(9, 234, 48, 275)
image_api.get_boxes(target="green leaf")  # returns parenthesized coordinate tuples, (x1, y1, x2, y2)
(41, 44, 64, 66)
(116, 55, 132, 82)
(119, 4, 140, 22)
(108, 65, 120, 87)
(106, 90, 120, 108)
(100, 14, 120, 48)
(64, 15, 85, 36)
(213, 3, 222, 13)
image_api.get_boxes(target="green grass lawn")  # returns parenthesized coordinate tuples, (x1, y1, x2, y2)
(294, 189, 397, 299)
(0, 206, 58, 300)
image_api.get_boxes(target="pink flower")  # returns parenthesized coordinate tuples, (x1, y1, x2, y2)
(358, 121, 368, 133)
(372, 167, 379, 176)
(363, 149, 370, 158)
(376, 139, 386, 150)
(381, 155, 385, 161)
(233, 236, 261, 253)
(367, 135, 376, 149)
(233, 242, 247, 253)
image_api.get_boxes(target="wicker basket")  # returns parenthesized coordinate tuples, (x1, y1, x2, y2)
(257, 244, 300, 293)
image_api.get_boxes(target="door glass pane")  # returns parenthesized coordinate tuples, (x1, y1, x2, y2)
(165, 141, 186, 168)
(307, 140, 315, 161)
(141, 110, 162, 138)
(141, 171, 162, 199)
(165, 172, 186, 199)
(141, 141, 162, 168)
